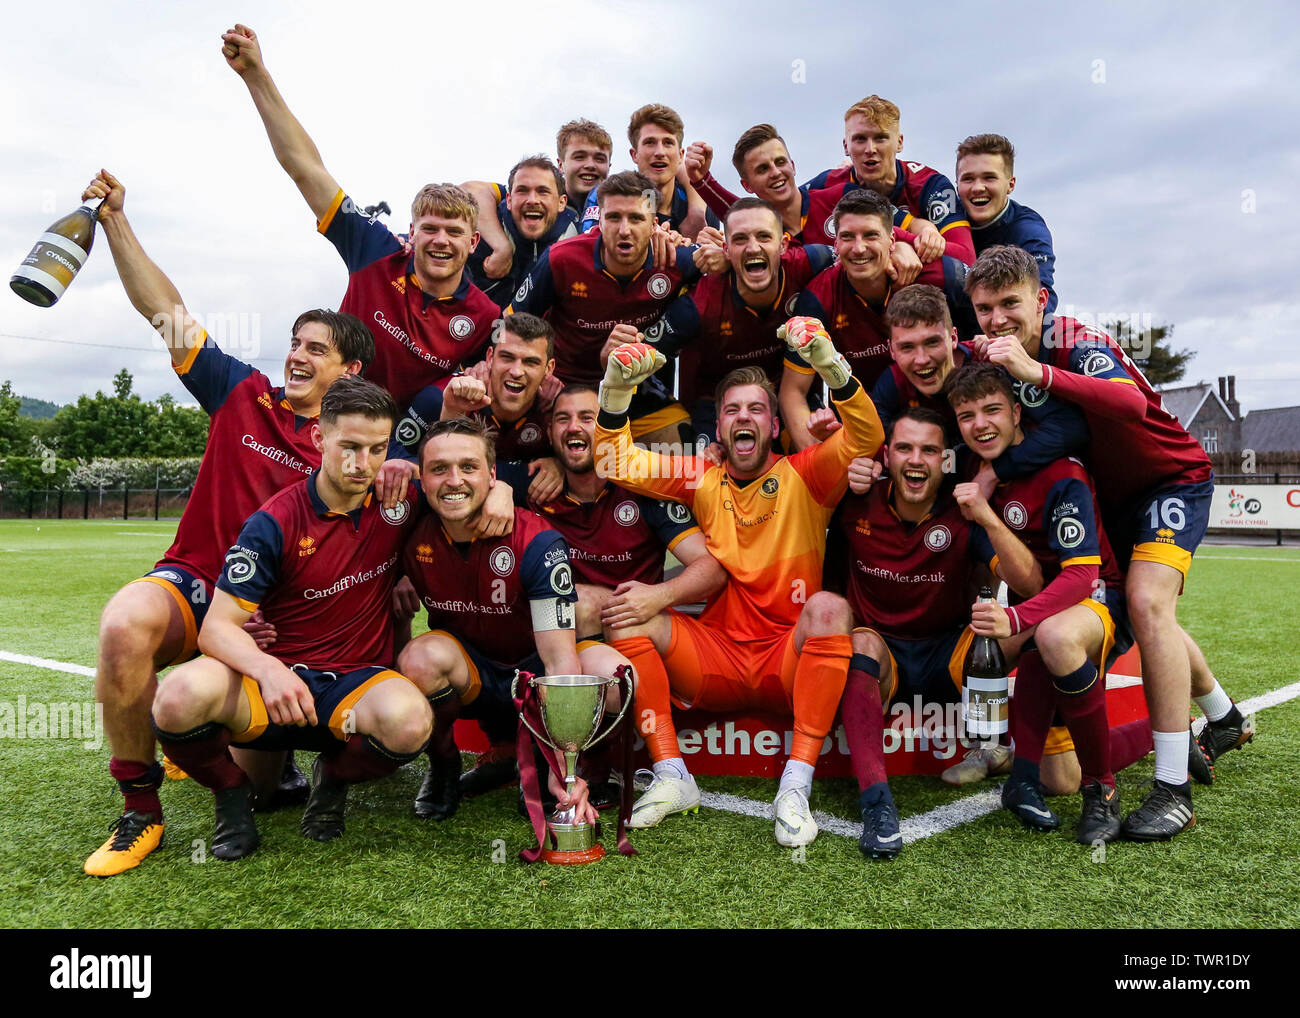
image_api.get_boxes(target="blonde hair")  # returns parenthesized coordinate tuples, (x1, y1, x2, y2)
(844, 95, 901, 132)
(410, 183, 478, 229)
(557, 119, 612, 160)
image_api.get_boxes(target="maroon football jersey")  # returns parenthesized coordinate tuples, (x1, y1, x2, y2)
(217, 477, 420, 671)
(789, 263, 893, 390)
(836, 483, 973, 639)
(161, 339, 319, 585)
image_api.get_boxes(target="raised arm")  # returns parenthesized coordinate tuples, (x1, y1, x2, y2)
(222, 23, 341, 220)
(84, 170, 202, 367)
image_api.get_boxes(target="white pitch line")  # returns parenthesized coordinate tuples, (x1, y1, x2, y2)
(0, 650, 95, 677)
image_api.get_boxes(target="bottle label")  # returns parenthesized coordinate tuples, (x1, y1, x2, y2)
(14, 233, 87, 299)
(963, 675, 1009, 736)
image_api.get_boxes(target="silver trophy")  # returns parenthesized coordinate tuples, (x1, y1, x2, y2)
(511, 672, 632, 864)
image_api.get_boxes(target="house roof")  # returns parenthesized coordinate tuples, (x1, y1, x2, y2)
(1242, 405, 1300, 452)
(1158, 381, 1237, 426)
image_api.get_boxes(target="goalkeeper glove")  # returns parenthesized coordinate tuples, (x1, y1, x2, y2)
(778, 315, 853, 390)
(599, 342, 666, 416)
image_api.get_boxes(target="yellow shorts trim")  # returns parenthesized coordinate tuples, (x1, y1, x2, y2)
(328, 669, 403, 741)
(1044, 724, 1074, 756)
(234, 675, 270, 744)
(425, 630, 482, 706)
(1076, 597, 1117, 679)
(630, 402, 690, 439)
(576, 637, 604, 652)
(947, 627, 976, 694)
(129, 575, 198, 667)
(1131, 541, 1193, 578)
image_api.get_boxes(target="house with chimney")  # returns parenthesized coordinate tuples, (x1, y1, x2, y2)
(1160, 375, 1300, 475)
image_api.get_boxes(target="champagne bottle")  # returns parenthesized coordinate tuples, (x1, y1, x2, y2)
(10, 197, 103, 307)
(963, 586, 1009, 739)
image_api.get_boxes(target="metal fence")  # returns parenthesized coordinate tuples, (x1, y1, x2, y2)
(0, 487, 191, 520)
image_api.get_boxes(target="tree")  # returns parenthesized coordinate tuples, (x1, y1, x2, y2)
(1103, 319, 1195, 386)
(51, 369, 155, 458)
(0, 381, 21, 455)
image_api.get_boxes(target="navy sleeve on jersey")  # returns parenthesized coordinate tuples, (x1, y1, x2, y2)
(673, 244, 702, 285)
(1065, 340, 1131, 383)
(216, 510, 285, 608)
(520, 531, 579, 604)
(494, 460, 534, 508)
(1017, 211, 1057, 314)
(802, 169, 834, 191)
(970, 523, 996, 569)
(507, 248, 558, 317)
(804, 244, 836, 275)
(1044, 476, 1102, 564)
(640, 495, 700, 548)
(322, 195, 402, 274)
(918, 174, 965, 231)
(869, 370, 904, 433)
(177, 339, 258, 416)
(993, 386, 1090, 481)
(393, 384, 447, 458)
(647, 292, 701, 358)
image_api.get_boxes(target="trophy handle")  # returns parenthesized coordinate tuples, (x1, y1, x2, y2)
(511, 670, 560, 752)
(582, 666, 635, 752)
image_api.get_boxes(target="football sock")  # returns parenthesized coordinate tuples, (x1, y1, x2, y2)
(1152, 729, 1191, 786)
(1009, 652, 1056, 767)
(151, 721, 247, 791)
(858, 780, 894, 810)
(110, 757, 164, 817)
(427, 686, 460, 761)
(1010, 756, 1041, 786)
(841, 655, 887, 792)
(610, 636, 679, 763)
(1109, 719, 1154, 772)
(323, 734, 426, 784)
(1053, 671, 1113, 789)
(790, 634, 852, 766)
(779, 760, 815, 797)
(1194, 681, 1234, 723)
(652, 757, 690, 782)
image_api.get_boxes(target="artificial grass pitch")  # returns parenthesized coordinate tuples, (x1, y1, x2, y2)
(0, 519, 1296, 928)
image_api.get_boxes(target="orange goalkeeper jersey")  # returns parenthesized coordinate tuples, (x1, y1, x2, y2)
(594, 385, 883, 641)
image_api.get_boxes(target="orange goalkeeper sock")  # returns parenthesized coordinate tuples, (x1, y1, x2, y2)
(790, 633, 852, 766)
(610, 636, 679, 763)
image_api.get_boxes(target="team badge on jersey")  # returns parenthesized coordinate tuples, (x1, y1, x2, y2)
(1082, 351, 1115, 376)
(381, 499, 411, 525)
(1016, 382, 1049, 408)
(449, 315, 476, 340)
(225, 550, 257, 584)
(1003, 501, 1028, 530)
(615, 500, 641, 526)
(925, 525, 952, 552)
(647, 273, 671, 299)
(395, 417, 422, 447)
(785, 293, 800, 316)
(490, 547, 516, 576)
(664, 500, 691, 524)
(761, 477, 780, 497)
(1056, 517, 1086, 549)
(823, 214, 837, 238)
(519, 423, 541, 446)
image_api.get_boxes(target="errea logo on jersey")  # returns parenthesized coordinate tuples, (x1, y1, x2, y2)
(415, 543, 434, 564)
(1003, 501, 1028, 530)
(298, 536, 316, 558)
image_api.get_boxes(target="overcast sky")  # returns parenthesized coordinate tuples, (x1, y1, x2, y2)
(3, 0, 1298, 418)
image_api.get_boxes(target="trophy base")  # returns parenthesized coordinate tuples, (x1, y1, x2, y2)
(543, 820, 604, 865)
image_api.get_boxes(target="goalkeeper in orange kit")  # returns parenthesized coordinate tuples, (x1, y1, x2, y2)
(592, 319, 884, 847)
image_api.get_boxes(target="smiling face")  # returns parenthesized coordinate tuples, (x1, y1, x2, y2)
(314, 412, 392, 500)
(834, 211, 893, 289)
(717, 382, 779, 478)
(486, 330, 553, 419)
(957, 152, 1015, 227)
(739, 138, 798, 206)
(890, 320, 957, 396)
(952, 389, 1021, 462)
(631, 122, 681, 190)
(506, 165, 565, 241)
(886, 416, 947, 509)
(599, 193, 656, 272)
(844, 114, 901, 190)
(283, 321, 356, 406)
(549, 389, 599, 475)
(410, 211, 477, 289)
(559, 135, 611, 204)
(725, 206, 787, 300)
(969, 278, 1049, 355)
(421, 432, 495, 528)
